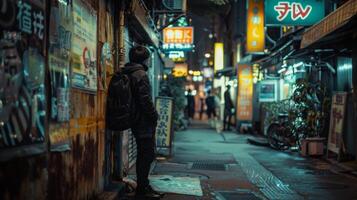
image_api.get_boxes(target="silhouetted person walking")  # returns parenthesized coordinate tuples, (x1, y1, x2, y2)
(223, 85, 234, 131)
(205, 90, 216, 119)
(186, 89, 195, 120)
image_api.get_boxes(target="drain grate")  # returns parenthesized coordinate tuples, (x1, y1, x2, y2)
(217, 191, 262, 200)
(191, 162, 227, 171)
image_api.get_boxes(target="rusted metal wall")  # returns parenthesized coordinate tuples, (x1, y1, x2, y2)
(1, 0, 117, 199)
(48, 0, 114, 198)
(0, 155, 47, 200)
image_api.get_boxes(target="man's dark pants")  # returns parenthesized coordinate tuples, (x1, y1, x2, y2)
(132, 128, 156, 191)
(223, 108, 232, 130)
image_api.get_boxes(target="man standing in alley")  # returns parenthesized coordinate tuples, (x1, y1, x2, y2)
(122, 45, 163, 198)
(223, 85, 234, 131)
(186, 89, 195, 121)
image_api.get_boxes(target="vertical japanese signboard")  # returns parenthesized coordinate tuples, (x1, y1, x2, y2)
(246, 0, 265, 53)
(265, 0, 325, 26)
(155, 97, 174, 156)
(71, 0, 98, 92)
(327, 92, 347, 154)
(0, 0, 46, 160)
(237, 64, 253, 121)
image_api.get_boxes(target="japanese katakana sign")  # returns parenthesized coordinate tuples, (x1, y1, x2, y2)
(155, 97, 174, 156)
(246, 0, 265, 53)
(265, 0, 325, 26)
(327, 92, 347, 154)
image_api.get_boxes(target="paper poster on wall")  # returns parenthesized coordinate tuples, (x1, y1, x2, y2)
(47, 1, 72, 151)
(0, 0, 46, 161)
(327, 92, 347, 154)
(155, 97, 174, 156)
(71, 0, 98, 92)
(99, 42, 113, 90)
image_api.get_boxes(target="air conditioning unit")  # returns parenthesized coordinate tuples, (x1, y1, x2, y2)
(163, 0, 187, 12)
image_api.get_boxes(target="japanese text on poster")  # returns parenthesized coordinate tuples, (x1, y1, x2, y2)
(0, 0, 46, 160)
(155, 97, 174, 150)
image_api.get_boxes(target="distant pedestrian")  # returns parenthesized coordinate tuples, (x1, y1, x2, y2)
(122, 45, 163, 198)
(186, 89, 195, 120)
(223, 85, 234, 131)
(205, 90, 216, 119)
(199, 97, 206, 120)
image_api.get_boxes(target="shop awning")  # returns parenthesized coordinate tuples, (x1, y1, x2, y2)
(301, 0, 357, 49)
(215, 67, 235, 77)
(129, 0, 161, 48)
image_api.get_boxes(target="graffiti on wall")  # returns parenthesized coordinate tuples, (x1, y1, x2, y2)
(71, 0, 98, 92)
(0, 0, 46, 157)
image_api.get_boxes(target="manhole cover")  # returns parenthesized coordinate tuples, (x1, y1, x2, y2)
(191, 163, 227, 171)
(216, 191, 262, 200)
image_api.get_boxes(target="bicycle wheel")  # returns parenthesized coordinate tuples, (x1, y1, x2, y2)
(267, 123, 285, 150)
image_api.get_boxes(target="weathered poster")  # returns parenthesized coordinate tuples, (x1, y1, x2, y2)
(155, 97, 174, 156)
(99, 42, 113, 90)
(0, 0, 46, 161)
(328, 92, 347, 154)
(48, 0, 72, 151)
(71, 0, 97, 92)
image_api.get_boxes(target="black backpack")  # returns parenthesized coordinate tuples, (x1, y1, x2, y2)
(106, 71, 133, 131)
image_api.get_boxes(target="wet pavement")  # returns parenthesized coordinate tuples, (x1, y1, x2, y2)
(128, 121, 357, 200)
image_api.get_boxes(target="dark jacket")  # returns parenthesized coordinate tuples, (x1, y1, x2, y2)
(224, 90, 234, 110)
(123, 63, 158, 137)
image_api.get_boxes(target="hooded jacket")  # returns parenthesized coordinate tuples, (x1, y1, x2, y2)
(123, 63, 158, 137)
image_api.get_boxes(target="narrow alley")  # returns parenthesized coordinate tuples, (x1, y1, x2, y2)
(124, 121, 357, 200)
(1, 0, 357, 200)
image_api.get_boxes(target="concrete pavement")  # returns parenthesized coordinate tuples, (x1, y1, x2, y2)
(149, 121, 357, 200)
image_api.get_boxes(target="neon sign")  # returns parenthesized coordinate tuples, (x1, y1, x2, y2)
(265, 0, 324, 26)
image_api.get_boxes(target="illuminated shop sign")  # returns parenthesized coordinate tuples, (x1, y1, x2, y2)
(172, 63, 188, 77)
(168, 51, 186, 62)
(163, 27, 194, 44)
(214, 43, 224, 71)
(162, 43, 193, 51)
(246, 0, 265, 53)
(265, 0, 325, 26)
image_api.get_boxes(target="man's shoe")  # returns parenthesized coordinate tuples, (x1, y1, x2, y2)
(136, 185, 164, 199)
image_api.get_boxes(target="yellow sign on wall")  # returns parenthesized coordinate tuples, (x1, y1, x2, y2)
(237, 64, 253, 121)
(246, 0, 265, 53)
(214, 43, 224, 72)
(172, 63, 188, 77)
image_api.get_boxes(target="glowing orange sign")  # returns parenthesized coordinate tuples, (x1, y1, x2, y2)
(237, 64, 253, 121)
(247, 0, 265, 53)
(163, 27, 194, 44)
